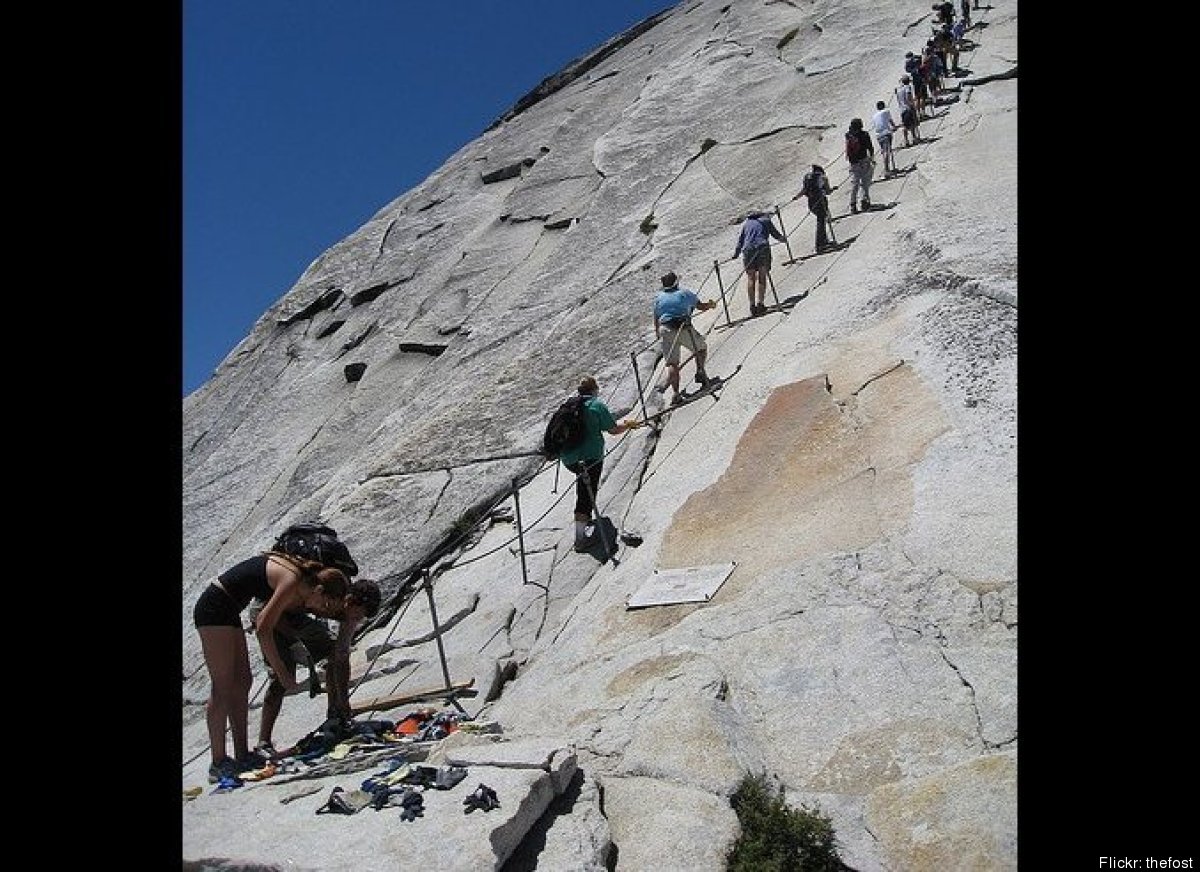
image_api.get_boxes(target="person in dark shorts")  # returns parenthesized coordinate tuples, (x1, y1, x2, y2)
(192, 552, 349, 783)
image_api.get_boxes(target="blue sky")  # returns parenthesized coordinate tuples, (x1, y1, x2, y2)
(183, 0, 673, 396)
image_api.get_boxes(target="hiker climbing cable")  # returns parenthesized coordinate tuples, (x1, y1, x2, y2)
(845, 118, 875, 213)
(732, 212, 786, 317)
(654, 271, 717, 402)
(793, 164, 835, 254)
(192, 551, 350, 783)
(553, 375, 639, 552)
(871, 100, 901, 175)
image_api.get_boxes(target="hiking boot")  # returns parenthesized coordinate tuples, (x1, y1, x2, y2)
(849, 203, 858, 214)
(208, 758, 241, 784)
(861, 199, 871, 211)
(252, 741, 278, 761)
(235, 749, 271, 772)
(694, 371, 710, 386)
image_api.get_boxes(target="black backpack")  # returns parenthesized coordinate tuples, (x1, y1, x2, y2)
(541, 395, 590, 459)
(272, 523, 359, 577)
(802, 172, 825, 203)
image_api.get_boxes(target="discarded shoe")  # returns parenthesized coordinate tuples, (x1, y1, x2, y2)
(315, 786, 375, 815)
(399, 792, 425, 822)
(463, 783, 501, 814)
(361, 760, 412, 794)
(211, 775, 244, 794)
(434, 765, 468, 790)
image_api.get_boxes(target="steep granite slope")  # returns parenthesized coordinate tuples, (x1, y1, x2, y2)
(183, 1, 1017, 868)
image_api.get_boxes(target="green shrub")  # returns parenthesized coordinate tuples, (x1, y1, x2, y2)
(726, 771, 846, 871)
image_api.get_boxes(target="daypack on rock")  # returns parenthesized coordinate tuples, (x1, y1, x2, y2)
(542, 395, 589, 459)
(846, 131, 865, 163)
(272, 523, 359, 577)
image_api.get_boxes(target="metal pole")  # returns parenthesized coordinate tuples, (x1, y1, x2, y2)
(766, 270, 781, 308)
(511, 478, 531, 587)
(423, 570, 454, 692)
(713, 260, 731, 326)
(630, 350, 650, 425)
(774, 205, 795, 263)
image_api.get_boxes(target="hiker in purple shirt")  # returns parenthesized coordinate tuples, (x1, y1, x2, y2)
(733, 212, 786, 317)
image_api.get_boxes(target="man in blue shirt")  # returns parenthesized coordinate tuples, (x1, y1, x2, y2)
(558, 376, 640, 551)
(733, 212, 786, 317)
(654, 271, 717, 405)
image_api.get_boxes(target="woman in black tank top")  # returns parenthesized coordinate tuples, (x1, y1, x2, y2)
(192, 552, 349, 783)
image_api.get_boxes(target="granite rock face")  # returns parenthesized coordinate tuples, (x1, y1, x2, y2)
(183, 0, 1017, 868)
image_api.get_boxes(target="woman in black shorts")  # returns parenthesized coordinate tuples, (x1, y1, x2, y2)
(193, 552, 348, 782)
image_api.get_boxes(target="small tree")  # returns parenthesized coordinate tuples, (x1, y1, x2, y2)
(726, 771, 847, 872)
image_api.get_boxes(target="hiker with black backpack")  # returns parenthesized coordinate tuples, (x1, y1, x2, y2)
(551, 375, 640, 551)
(192, 552, 350, 783)
(792, 164, 834, 253)
(845, 117, 875, 214)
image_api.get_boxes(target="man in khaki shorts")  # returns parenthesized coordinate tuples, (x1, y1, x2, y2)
(653, 271, 717, 405)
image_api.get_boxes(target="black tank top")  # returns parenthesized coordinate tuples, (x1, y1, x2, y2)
(216, 554, 275, 611)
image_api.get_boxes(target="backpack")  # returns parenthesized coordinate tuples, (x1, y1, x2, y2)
(802, 172, 825, 203)
(541, 394, 590, 459)
(271, 523, 359, 577)
(845, 132, 865, 163)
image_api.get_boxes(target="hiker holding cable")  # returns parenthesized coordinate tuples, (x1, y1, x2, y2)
(654, 271, 717, 404)
(555, 375, 640, 552)
(733, 212, 786, 317)
(792, 164, 835, 253)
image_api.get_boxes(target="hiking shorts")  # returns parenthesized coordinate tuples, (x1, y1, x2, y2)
(742, 244, 771, 272)
(193, 583, 243, 629)
(877, 132, 893, 152)
(901, 107, 916, 129)
(660, 320, 706, 366)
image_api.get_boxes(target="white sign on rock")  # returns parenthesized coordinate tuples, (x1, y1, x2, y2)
(626, 562, 736, 609)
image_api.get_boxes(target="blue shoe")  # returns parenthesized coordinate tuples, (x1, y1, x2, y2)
(207, 758, 242, 784)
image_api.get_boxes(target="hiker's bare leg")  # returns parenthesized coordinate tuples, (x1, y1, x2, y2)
(258, 675, 289, 747)
(199, 625, 252, 764)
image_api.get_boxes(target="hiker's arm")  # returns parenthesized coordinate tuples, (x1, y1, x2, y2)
(696, 299, 717, 313)
(255, 576, 305, 692)
(607, 419, 642, 435)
